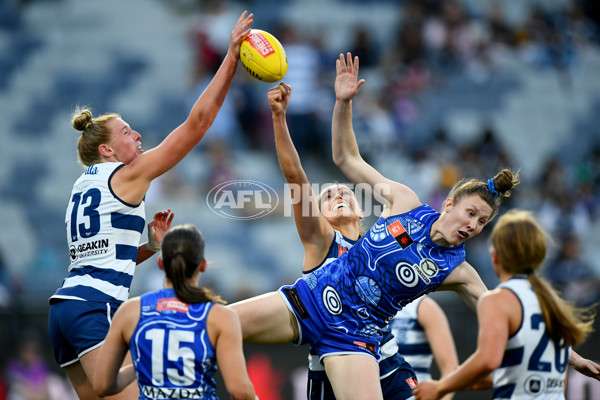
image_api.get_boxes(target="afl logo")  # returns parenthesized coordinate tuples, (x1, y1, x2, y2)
(69, 245, 78, 262)
(322, 286, 342, 315)
(206, 180, 279, 220)
(395, 262, 419, 288)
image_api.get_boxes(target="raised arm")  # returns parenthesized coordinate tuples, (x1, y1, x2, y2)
(332, 52, 419, 216)
(418, 297, 459, 400)
(114, 11, 254, 203)
(268, 82, 335, 271)
(209, 305, 256, 400)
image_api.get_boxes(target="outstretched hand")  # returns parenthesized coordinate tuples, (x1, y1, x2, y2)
(268, 82, 292, 115)
(335, 52, 365, 102)
(227, 10, 254, 61)
(147, 209, 174, 252)
(571, 353, 600, 381)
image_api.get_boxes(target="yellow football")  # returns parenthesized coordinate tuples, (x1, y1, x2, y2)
(240, 29, 288, 83)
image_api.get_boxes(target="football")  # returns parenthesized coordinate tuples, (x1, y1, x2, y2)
(240, 29, 288, 83)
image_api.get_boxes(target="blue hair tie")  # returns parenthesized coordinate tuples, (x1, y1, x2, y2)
(487, 178, 499, 199)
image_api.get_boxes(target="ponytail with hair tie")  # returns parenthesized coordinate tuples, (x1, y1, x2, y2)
(487, 178, 499, 199)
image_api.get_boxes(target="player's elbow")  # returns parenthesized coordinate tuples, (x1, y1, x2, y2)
(92, 372, 117, 398)
(332, 152, 345, 167)
(92, 379, 113, 397)
(227, 380, 256, 400)
(479, 355, 502, 374)
(333, 152, 354, 170)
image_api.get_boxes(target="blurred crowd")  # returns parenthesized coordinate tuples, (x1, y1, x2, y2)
(1, 0, 600, 396)
(176, 0, 600, 306)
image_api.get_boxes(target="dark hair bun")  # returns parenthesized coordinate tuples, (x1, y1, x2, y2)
(493, 169, 520, 197)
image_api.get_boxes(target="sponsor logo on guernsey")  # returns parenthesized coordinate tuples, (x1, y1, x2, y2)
(69, 239, 109, 261)
(246, 32, 275, 57)
(416, 259, 439, 284)
(546, 377, 564, 390)
(524, 374, 545, 395)
(395, 259, 440, 287)
(141, 385, 204, 399)
(387, 220, 413, 249)
(337, 245, 348, 257)
(156, 298, 189, 313)
(353, 340, 377, 355)
(282, 287, 311, 319)
(406, 377, 418, 389)
(84, 165, 98, 175)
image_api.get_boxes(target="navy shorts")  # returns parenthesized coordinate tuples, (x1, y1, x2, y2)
(279, 280, 380, 361)
(48, 299, 120, 367)
(307, 360, 418, 400)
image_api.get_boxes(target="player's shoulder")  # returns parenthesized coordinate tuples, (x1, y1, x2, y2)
(112, 297, 141, 329)
(480, 286, 519, 309)
(208, 303, 241, 335)
(118, 296, 141, 315)
(209, 303, 237, 320)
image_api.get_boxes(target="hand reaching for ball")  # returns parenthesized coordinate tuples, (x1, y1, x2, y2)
(268, 82, 292, 115)
(335, 52, 365, 102)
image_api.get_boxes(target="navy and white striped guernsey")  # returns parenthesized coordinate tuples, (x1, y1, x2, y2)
(131, 289, 218, 400)
(389, 296, 434, 381)
(50, 162, 145, 304)
(492, 277, 570, 399)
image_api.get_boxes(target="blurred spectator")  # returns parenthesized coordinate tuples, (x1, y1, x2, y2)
(4, 330, 76, 400)
(187, 60, 243, 146)
(536, 156, 592, 239)
(190, 0, 238, 51)
(187, 0, 246, 148)
(274, 23, 326, 159)
(0, 248, 10, 309)
(484, 1, 516, 48)
(202, 138, 237, 194)
(516, 5, 577, 86)
(563, 1, 599, 49)
(394, 1, 426, 68)
(542, 234, 600, 307)
(575, 144, 600, 219)
(348, 25, 381, 69)
(538, 190, 591, 240)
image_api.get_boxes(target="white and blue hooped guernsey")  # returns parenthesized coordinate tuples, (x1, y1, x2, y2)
(389, 296, 434, 381)
(50, 162, 145, 304)
(281, 204, 465, 358)
(492, 277, 570, 399)
(132, 288, 218, 400)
